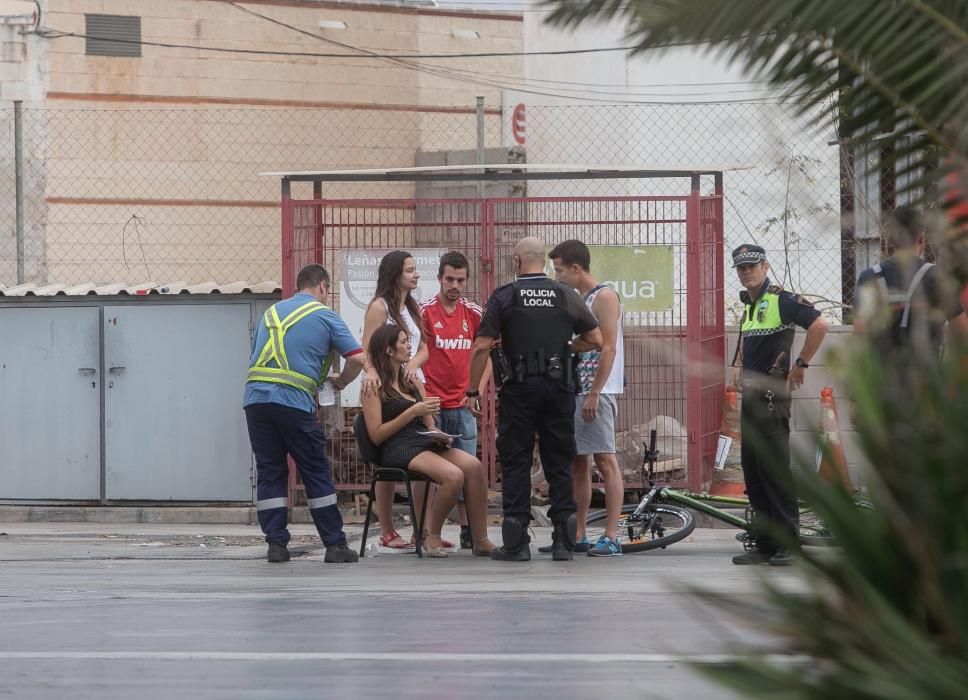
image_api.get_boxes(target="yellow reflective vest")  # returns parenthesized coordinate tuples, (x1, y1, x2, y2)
(246, 301, 333, 397)
(740, 287, 794, 337)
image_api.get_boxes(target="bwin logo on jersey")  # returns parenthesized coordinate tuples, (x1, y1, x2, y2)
(436, 336, 472, 350)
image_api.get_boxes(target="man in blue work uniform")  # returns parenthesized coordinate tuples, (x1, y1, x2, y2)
(730, 245, 828, 567)
(244, 264, 365, 564)
(469, 237, 603, 562)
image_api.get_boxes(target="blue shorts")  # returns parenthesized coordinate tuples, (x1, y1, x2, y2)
(438, 407, 478, 456)
(438, 407, 478, 504)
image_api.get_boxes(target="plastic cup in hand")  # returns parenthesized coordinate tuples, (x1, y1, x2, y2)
(317, 380, 336, 407)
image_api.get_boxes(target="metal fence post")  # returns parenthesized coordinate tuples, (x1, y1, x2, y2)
(475, 96, 485, 199)
(685, 174, 704, 492)
(14, 100, 24, 284)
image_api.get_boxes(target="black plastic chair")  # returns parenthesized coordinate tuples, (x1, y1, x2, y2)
(353, 413, 433, 559)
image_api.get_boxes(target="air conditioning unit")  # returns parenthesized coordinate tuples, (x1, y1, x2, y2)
(0, 0, 36, 26)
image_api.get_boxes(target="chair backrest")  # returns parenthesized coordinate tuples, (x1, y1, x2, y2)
(353, 412, 381, 465)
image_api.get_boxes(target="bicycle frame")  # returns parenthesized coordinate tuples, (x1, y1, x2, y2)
(619, 431, 865, 550)
(631, 431, 751, 533)
(660, 490, 750, 530)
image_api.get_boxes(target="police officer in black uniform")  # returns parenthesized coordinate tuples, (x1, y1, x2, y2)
(730, 244, 829, 566)
(469, 237, 602, 561)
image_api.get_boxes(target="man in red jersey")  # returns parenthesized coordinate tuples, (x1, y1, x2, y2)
(420, 251, 490, 549)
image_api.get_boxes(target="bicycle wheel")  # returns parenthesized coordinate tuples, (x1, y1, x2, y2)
(585, 503, 695, 553)
(799, 500, 874, 547)
(798, 509, 833, 547)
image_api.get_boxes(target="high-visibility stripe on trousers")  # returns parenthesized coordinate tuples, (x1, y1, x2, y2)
(244, 402, 346, 547)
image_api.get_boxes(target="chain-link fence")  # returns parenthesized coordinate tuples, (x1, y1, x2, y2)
(0, 100, 896, 321)
(0, 104, 502, 287)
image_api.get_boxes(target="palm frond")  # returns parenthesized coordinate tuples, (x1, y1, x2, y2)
(683, 336, 968, 697)
(543, 0, 968, 203)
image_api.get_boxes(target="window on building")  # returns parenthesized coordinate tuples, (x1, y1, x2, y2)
(85, 14, 142, 58)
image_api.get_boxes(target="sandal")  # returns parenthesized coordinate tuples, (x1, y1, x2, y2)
(422, 533, 449, 558)
(379, 530, 415, 549)
(472, 537, 497, 558)
(412, 533, 455, 549)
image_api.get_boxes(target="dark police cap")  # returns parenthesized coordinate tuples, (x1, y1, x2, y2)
(731, 244, 767, 268)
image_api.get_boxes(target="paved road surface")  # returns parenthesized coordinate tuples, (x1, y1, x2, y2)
(0, 523, 804, 699)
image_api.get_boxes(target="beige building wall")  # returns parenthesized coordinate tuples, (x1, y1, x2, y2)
(22, 0, 522, 285)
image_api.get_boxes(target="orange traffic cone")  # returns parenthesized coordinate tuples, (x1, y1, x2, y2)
(710, 384, 746, 496)
(816, 387, 851, 489)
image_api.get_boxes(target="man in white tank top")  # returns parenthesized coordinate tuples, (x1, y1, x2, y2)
(548, 241, 625, 557)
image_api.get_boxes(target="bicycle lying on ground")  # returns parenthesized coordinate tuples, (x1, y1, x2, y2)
(584, 430, 870, 553)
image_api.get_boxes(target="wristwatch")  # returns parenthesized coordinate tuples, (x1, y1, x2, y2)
(795, 358, 809, 369)
(465, 389, 480, 398)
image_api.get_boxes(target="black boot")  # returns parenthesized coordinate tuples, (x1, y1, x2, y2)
(768, 549, 794, 567)
(551, 513, 577, 562)
(732, 550, 772, 565)
(324, 543, 359, 563)
(490, 546, 531, 561)
(267, 542, 290, 563)
(459, 525, 473, 550)
(491, 516, 531, 562)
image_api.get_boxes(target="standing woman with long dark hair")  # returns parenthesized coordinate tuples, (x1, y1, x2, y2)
(361, 250, 432, 549)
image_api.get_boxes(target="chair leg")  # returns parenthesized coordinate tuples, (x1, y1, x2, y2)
(417, 481, 431, 550)
(404, 476, 422, 559)
(359, 476, 377, 557)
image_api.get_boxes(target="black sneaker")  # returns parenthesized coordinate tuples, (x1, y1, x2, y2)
(490, 546, 531, 562)
(768, 550, 794, 567)
(267, 542, 290, 563)
(324, 543, 359, 563)
(538, 537, 589, 554)
(459, 526, 473, 550)
(732, 550, 773, 565)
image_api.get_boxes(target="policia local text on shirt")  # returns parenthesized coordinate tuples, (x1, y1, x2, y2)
(469, 237, 603, 562)
(730, 244, 829, 567)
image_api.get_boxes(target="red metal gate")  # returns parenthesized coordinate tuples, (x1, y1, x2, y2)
(281, 188, 724, 495)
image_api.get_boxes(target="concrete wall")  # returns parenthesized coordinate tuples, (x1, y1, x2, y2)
(4, 0, 524, 286)
(0, 2, 48, 286)
(46, 0, 522, 107)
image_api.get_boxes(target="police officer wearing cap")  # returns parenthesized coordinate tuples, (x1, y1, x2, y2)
(730, 244, 829, 567)
(468, 237, 603, 561)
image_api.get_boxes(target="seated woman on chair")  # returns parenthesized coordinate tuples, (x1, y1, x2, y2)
(362, 324, 496, 558)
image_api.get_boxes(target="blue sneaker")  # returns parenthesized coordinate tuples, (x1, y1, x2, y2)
(587, 536, 622, 557)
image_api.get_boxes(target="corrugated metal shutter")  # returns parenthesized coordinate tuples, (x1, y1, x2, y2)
(85, 14, 142, 58)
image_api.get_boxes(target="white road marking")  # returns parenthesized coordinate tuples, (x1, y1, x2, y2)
(0, 651, 808, 664)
